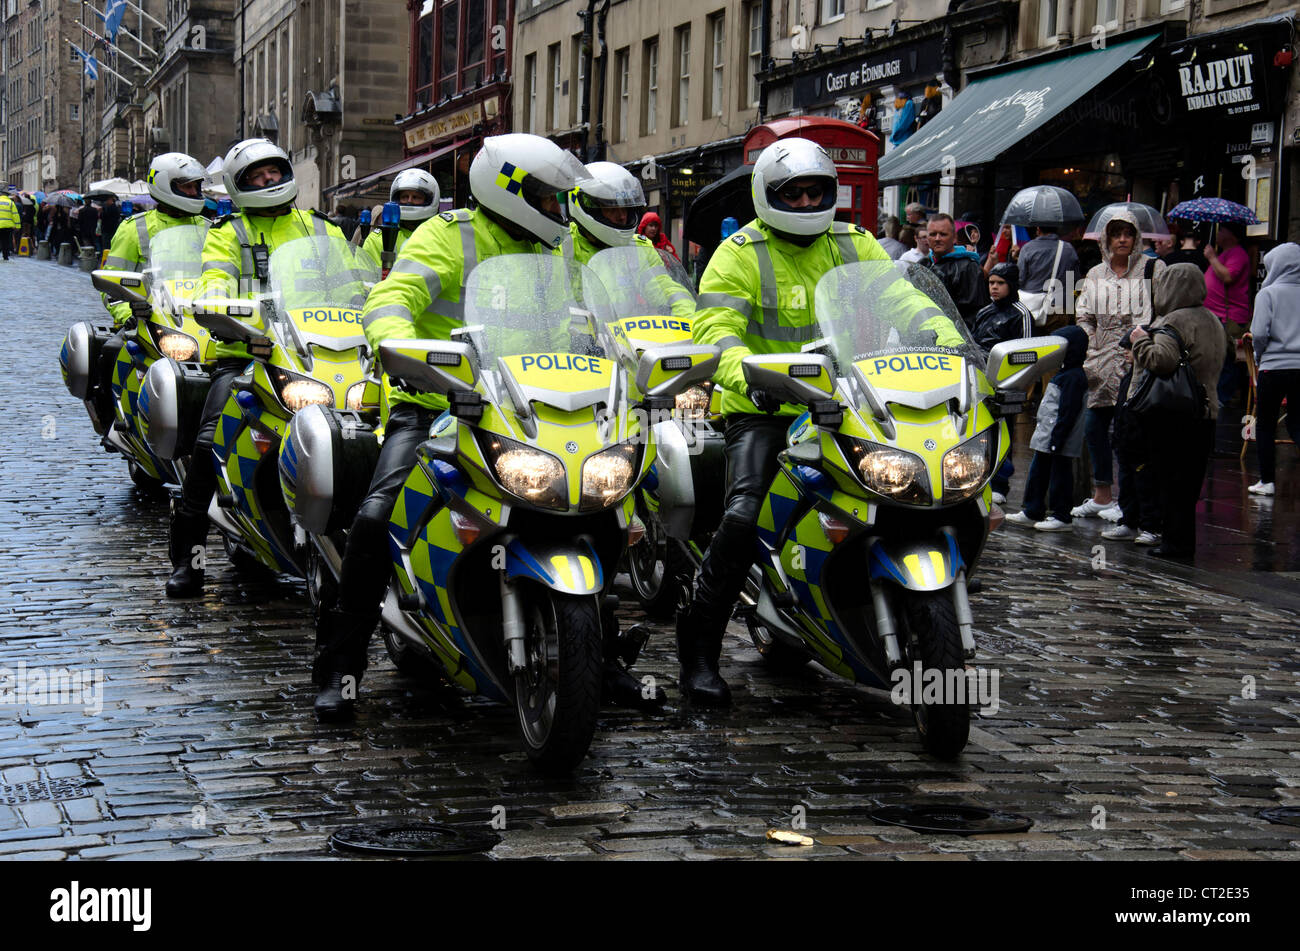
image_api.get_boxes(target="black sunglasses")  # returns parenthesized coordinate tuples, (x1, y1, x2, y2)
(778, 182, 826, 202)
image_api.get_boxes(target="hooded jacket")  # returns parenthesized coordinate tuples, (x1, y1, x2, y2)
(924, 244, 988, 326)
(1131, 262, 1227, 420)
(1250, 242, 1300, 372)
(636, 212, 678, 259)
(971, 263, 1033, 355)
(1030, 325, 1088, 456)
(1076, 208, 1166, 408)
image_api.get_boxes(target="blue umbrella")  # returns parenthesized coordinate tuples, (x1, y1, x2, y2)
(1167, 197, 1259, 225)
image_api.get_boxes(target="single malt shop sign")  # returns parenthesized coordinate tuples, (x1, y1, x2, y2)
(1164, 16, 1293, 123)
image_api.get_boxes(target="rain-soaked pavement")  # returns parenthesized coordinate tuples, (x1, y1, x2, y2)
(1, 256, 1297, 861)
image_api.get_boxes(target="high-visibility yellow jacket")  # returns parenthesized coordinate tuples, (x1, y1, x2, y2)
(692, 219, 964, 416)
(361, 208, 541, 415)
(0, 195, 20, 230)
(562, 223, 696, 320)
(198, 208, 343, 360)
(101, 209, 207, 327)
(361, 224, 414, 269)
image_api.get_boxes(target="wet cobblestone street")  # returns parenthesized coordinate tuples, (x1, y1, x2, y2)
(2, 258, 1298, 861)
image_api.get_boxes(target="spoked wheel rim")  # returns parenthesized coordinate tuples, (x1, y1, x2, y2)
(514, 593, 561, 750)
(627, 502, 666, 600)
(305, 546, 328, 610)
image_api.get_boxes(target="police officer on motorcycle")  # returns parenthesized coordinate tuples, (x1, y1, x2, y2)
(166, 138, 348, 598)
(313, 133, 593, 720)
(683, 138, 962, 705)
(93, 153, 209, 425)
(360, 168, 440, 266)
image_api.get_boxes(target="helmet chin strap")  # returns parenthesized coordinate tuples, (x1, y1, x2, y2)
(770, 227, 821, 248)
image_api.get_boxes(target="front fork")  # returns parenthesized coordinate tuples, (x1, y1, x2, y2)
(501, 573, 528, 674)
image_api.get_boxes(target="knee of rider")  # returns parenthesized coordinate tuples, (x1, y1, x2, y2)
(720, 492, 763, 531)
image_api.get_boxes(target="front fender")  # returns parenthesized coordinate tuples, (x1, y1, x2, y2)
(503, 537, 604, 595)
(867, 531, 963, 592)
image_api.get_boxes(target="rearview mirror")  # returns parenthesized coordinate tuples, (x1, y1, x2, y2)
(377, 339, 478, 397)
(193, 299, 265, 343)
(740, 353, 837, 406)
(91, 269, 148, 306)
(985, 336, 1067, 392)
(635, 344, 720, 400)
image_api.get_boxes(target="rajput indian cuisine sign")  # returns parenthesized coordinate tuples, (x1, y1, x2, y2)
(1164, 18, 1292, 123)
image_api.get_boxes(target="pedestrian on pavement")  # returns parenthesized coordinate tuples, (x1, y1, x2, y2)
(1247, 242, 1300, 497)
(983, 223, 1020, 275)
(1018, 225, 1080, 312)
(1073, 210, 1164, 521)
(1006, 325, 1089, 531)
(877, 215, 906, 259)
(78, 201, 100, 253)
(899, 226, 928, 265)
(0, 191, 20, 260)
(637, 211, 678, 260)
(924, 213, 988, 326)
(1205, 221, 1251, 410)
(100, 196, 121, 247)
(904, 201, 926, 228)
(1128, 262, 1227, 561)
(972, 263, 1034, 503)
(36, 202, 50, 242)
(1161, 219, 1208, 272)
(50, 207, 72, 252)
(1104, 344, 1164, 546)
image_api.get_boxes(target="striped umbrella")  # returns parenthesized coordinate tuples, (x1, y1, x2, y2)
(1166, 197, 1259, 225)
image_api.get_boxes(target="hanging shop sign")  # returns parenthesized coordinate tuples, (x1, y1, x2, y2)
(1164, 19, 1292, 123)
(404, 100, 488, 151)
(792, 36, 944, 109)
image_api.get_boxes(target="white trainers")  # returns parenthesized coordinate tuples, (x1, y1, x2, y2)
(991, 491, 1007, 505)
(1034, 517, 1073, 532)
(1134, 531, 1161, 546)
(1098, 502, 1123, 522)
(1004, 511, 1035, 527)
(1070, 498, 1110, 518)
(1101, 524, 1138, 540)
(1248, 481, 1275, 496)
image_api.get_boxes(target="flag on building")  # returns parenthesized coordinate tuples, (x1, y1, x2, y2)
(104, 1, 128, 43)
(72, 44, 100, 81)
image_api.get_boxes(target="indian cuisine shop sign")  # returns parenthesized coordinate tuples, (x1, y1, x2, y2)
(1165, 20, 1292, 123)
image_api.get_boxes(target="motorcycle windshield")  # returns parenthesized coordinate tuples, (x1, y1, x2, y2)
(463, 253, 614, 363)
(267, 234, 378, 313)
(145, 223, 207, 291)
(586, 245, 696, 317)
(813, 260, 983, 373)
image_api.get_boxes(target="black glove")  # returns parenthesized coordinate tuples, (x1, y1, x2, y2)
(747, 386, 781, 414)
(129, 299, 153, 319)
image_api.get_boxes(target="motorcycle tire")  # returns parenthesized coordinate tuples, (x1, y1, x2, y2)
(513, 588, 602, 775)
(901, 590, 970, 760)
(380, 623, 445, 683)
(627, 506, 687, 620)
(128, 463, 166, 498)
(745, 616, 811, 674)
(221, 534, 270, 576)
(304, 545, 338, 615)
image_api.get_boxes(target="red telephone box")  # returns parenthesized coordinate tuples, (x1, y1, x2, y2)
(743, 117, 880, 232)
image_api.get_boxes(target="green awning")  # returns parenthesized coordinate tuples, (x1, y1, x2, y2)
(878, 34, 1161, 183)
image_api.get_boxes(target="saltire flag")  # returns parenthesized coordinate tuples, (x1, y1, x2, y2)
(72, 44, 100, 81)
(103, 1, 128, 43)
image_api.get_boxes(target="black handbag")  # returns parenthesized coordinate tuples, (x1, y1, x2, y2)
(1126, 326, 1206, 419)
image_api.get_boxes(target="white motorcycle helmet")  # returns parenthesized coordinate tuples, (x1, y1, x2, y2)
(751, 137, 839, 238)
(147, 152, 208, 216)
(570, 161, 645, 248)
(468, 133, 590, 249)
(390, 168, 440, 224)
(222, 138, 297, 211)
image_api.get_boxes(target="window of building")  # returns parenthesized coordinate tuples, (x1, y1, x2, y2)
(819, 0, 844, 23)
(492, 0, 508, 78)
(674, 25, 690, 128)
(69, 102, 79, 122)
(548, 43, 561, 130)
(524, 52, 537, 132)
(707, 13, 724, 119)
(745, 3, 761, 110)
(1159, 0, 1186, 11)
(615, 47, 629, 142)
(414, 10, 434, 106)
(867, 0, 893, 9)
(439, 0, 460, 99)
(1039, 0, 1057, 41)
(1096, 0, 1119, 29)
(643, 37, 658, 135)
(570, 33, 584, 127)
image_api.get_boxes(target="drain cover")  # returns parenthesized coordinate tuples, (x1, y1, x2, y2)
(329, 824, 501, 856)
(1257, 807, 1300, 827)
(0, 778, 101, 805)
(868, 804, 1032, 835)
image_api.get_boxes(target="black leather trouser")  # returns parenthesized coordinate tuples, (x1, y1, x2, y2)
(322, 402, 439, 674)
(689, 413, 790, 633)
(171, 359, 247, 550)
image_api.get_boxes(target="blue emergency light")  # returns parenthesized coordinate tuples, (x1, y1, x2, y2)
(359, 208, 371, 226)
(121, 201, 134, 216)
(381, 202, 402, 228)
(217, 198, 233, 217)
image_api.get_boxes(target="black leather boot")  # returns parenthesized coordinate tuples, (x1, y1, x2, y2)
(314, 670, 358, 722)
(312, 606, 374, 720)
(675, 608, 731, 706)
(599, 600, 665, 712)
(165, 511, 208, 598)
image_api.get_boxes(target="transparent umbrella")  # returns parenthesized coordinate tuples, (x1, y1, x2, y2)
(999, 185, 1085, 228)
(1084, 202, 1169, 241)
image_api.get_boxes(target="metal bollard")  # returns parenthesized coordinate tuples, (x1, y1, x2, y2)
(36, 240, 51, 260)
(57, 242, 75, 266)
(79, 248, 98, 272)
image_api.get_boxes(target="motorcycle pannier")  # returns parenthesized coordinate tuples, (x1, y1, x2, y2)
(139, 357, 212, 460)
(60, 321, 113, 401)
(280, 404, 380, 535)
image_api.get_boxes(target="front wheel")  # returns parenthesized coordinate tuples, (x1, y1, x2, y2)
(221, 534, 269, 575)
(627, 503, 688, 620)
(902, 590, 970, 760)
(513, 588, 602, 775)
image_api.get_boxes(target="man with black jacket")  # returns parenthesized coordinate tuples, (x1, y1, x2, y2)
(925, 213, 988, 327)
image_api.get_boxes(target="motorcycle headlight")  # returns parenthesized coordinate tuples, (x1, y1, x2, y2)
(346, 380, 368, 411)
(271, 368, 334, 411)
(674, 385, 710, 419)
(157, 331, 198, 362)
(838, 436, 930, 505)
(478, 433, 568, 510)
(580, 442, 640, 511)
(942, 429, 995, 503)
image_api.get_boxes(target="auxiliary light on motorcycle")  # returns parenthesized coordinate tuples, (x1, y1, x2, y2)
(157, 330, 199, 362)
(674, 385, 710, 418)
(449, 509, 483, 545)
(345, 381, 369, 411)
(250, 428, 275, 455)
(479, 433, 568, 510)
(818, 512, 851, 545)
(580, 442, 639, 510)
(270, 367, 333, 411)
(941, 429, 995, 503)
(839, 437, 929, 504)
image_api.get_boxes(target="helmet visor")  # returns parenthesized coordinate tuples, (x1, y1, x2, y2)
(578, 192, 644, 230)
(767, 176, 837, 215)
(521, 174, 569, 225)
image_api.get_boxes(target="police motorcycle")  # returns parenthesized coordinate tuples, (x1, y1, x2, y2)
(734, 261, 1065, 759)
(179, 232, 380, 577)
(585, 245, 725, 619)
(61, 223, 214, 492)
(280, 253, 717, 772)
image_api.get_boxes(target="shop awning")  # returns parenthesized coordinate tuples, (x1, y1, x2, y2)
(326, 137, 471, 199)
(878, 33, 1161, 183)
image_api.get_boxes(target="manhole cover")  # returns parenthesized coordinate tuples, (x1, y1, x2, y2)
(0, 778, 101, 805)
(328, 824, 501, 856)
(1257, 807, 1300, 827)
(868, 804, 1032, 835)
